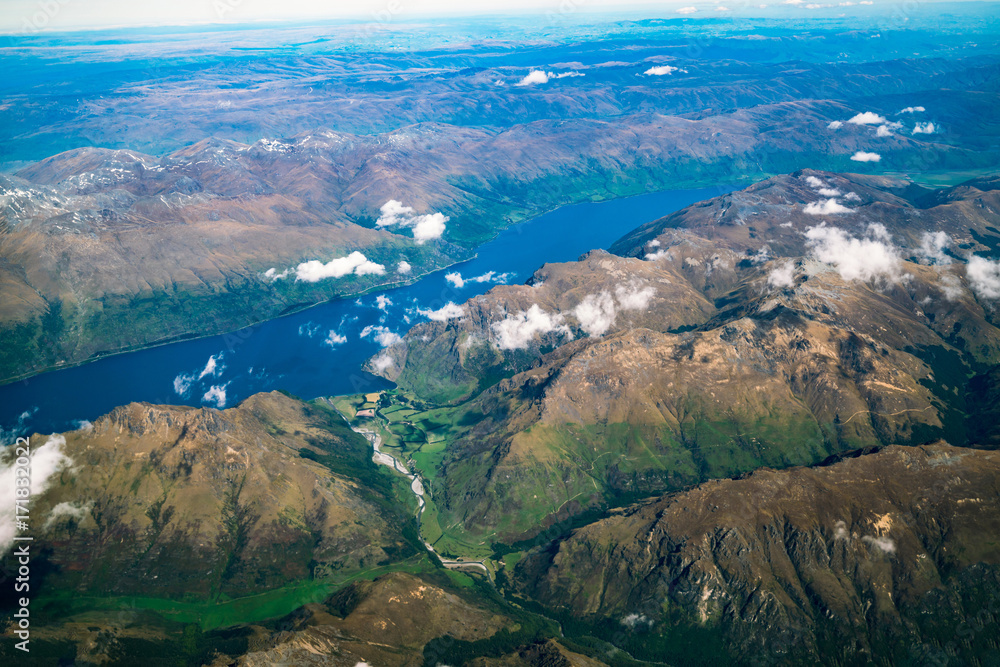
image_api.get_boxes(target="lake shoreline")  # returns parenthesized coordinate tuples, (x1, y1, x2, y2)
(0, 183, 738, 438)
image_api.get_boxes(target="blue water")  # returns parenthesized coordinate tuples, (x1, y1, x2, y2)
(0, 185, 733, 438)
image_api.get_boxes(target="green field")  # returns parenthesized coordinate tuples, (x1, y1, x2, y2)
(333, 390, 499, 558)
(36, 554, 433, 631)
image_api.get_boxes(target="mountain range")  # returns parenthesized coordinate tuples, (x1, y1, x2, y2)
(3, 19, 1000, 386)
(6, 169, 1000, 665)
(4, 12, 1000, 665)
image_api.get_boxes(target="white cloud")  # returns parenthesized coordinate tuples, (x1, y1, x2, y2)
(445, 270, 510, 289)
(324, 331, 347, 347)
(299, 321, 320, 338)
(615, 283, 656, 310)
(715, 5, 731, 10)
(412, 213, 448, 242)
(490, 285, 654, 349)
(834, 520, 850, 540)
(859, 1, 872, 4)
(805, 177, 840, 197)
(748, 247, 772, 266)
(1, 435, 73, 553)
(396, 261, 412, 275)
(173, 374, 193, 397)
(375, 200, 448, 243)
(899, 106, 925, 114)
(644, 65, 681, 76)
(967, 255, 1000, 300)
(850, 151, 881, 162)
(876, 124, 892, 137)
(645, 248, 671, 261)
(173, 353, 224, 397)
(295, 251, 386, 282)
(867, 222, 891, 242)
(492, 304, 570, 350)
(827, 120, 844, 129)
(847, 111, 888, 125)
(375, 199, 414, 226)
(469, 271, 510, 285)
(361, 325, 403, 347)
(862, 535, 896, 554)
(804, 198, 853, 215)
(0, 409, 37, 447)
(515, 69, 584, 86)
(843, 192, 862, 202)
(676, 6, 697, 13)
(419, 302, 466, 321)
(574, 292, 617, 336)
(912, 121, 936, 135)
(372, 354, 394, 373)
(916, 231, 951, 265)
(375, 295, 392, 311)
(202, 384, 229, 408)
(622, 613, 653, 629)
(939, 272, 963, 301)
(805, 223, 903, 283)
(44, 501, 91, 530)
(768, 260, 796, 288)
(263, 267, 290, 281)
(198, 354, 222, 380)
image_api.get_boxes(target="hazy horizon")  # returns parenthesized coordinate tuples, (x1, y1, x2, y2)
(4, 0, 991, 34)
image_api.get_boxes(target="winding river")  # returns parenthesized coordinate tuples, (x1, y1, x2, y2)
(0, 185, 733, 440)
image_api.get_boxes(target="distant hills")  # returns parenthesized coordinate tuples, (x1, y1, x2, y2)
(3, 22, 1000, 385)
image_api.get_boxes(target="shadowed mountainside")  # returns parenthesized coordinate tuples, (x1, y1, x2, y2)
(514, 442, 1000, 665)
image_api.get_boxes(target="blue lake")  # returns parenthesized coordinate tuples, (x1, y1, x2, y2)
(0, 185, 733, 438)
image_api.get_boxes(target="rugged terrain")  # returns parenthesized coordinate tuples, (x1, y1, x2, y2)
(372, 171, 1000, 545)
(514, 443, 1000, 665)
(5, 171, 1000, 665)
(4, 15, 1000, 385)
(4, 13, 1000, 662)
(0, 391, 420, 601)
(236, 572, 511, 666)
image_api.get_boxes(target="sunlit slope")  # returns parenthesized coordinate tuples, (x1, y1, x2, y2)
(372, 172, 1000, 543)
(8, 391, 420, 602)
